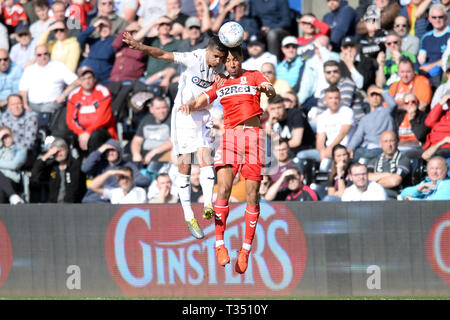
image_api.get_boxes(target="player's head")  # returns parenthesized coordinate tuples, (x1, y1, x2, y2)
(225, 46, 244, 77)
(206, 35, 228, 67)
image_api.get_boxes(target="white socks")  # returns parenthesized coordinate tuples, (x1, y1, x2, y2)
(200, 165, 215, 208)
(176, 173, 194, 221)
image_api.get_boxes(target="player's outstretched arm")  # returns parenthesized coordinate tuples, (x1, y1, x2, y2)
(123, 32, 174, 62)
(257, 83, 276, 99)
(179, 94, 209, 115)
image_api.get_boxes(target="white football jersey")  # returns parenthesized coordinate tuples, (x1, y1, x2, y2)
(172, 49, 224, 109)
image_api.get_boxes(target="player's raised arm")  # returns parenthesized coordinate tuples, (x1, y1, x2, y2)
(178, 94, 209, 115)
(257, 82, 276, 99)
(123, 32, 174, 62)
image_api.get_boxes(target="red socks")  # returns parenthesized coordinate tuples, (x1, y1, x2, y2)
(244, 204, 260, 248)
(214, 199, 229, 242)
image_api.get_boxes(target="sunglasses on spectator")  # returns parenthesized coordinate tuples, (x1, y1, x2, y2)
(54, 28, 66, 33)
(431, 15, 445, 20)
(369, 92, 381, 97)
(284, 44, 298, 49)
(37, 52, 50, 57)
(18, 32, 30, 37)
(386, 40, 399, 46)
(101, 1, 113, 5)
(394, 24, 407, 28)
(325, 69, 340, 74)
(404, 99, 418, 105)
(117, 175, 131, 180)
(262, 70, 274, 74)
(0, 57, 9, 62)
(159, 22, 171, 27)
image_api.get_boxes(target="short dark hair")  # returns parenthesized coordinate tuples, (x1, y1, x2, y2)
(323, 60, 340, 70)
(349, 162, 367, 174)
(268, 94, 284, 105)
(207, 35, 229, 53)
(33, 0, 50, 8)
(398, 56, 414, 69)
(118, 166, 134, 178)
(228, 45, 243, 58)
(324, 85, 340, 95)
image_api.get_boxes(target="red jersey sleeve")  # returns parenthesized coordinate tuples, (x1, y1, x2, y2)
(203, 82, 218, 104)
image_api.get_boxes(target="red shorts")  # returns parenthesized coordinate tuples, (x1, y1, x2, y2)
(214, 127, 265, 181)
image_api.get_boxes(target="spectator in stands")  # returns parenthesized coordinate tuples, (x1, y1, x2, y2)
(249, 0, 291, 60)
(400, 155, 450, 200)
(37, 20, 81, 72)
(367, 130, 412, 199)
(164, 0, 189, 38)
(19, 44, 78, 125)
(392, 15, 420, 57)
(2, 0, 28, 35)
(341, 162, 388, 201)
(0, 23, 9, 51)
(211, 0, 259, 46)
(418, 3, 450, 88)
(421, 92, 450, 160)
(31, 137, 86, 203)
(357, 1, 400, 35)
(0, 94, 38, 160)
(296, 13, 330, 48)
(66, 66, 118, 154)
(137, 0, 166, 29)
(260, 62, 291, 110)
(298, 36, 340, 110)
(107, 22, 148, 120)
(358, 6, 388, 63)
(130, 96, 172, 167)
(323, 0, 359, 52)
(10, 24, 36, 69)
(275, 36, 302, 91)
(30, 0, 52, 41)
(394, 92, 429, 158)
(148, 173, 179, 203)
(89, 0, 128, 37)
(259, 175, 272, 201)
(314, 86, 355, 171)
(388, 56, 432, 112)
(264, 95, 315, 159)
(422, 136, 450, 163)
(310, 60, 364, 125)
(431, 61, 450, 108)
(267, 139, 294, 189)
(399, 0, 432, 40)
(242, 34, 277, 71)
(347, 85, 397, 162)
(21, 0, 37, 25)
(0, 49, 23, 108)
(378, 31, 419, 87)
(0, 126, 26, 204)
(193, 0, 212, 34)
(81, 138, 150, 203)
(443, 0, 450, 23)
(50, 1, 66, 23)
(137, 16, 181, 91)
(178, 16, 210, 52)
(265, 166, 318, 201)
(89, 165, 148, 204)
(323, 144, 351, 201)
(77, 16, 116, 83)
(117, 0, 139, 24)
(338, 36, 375, 91)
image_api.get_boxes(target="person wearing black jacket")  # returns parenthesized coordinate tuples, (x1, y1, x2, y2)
(31, 137, 86, 203)
(394, 92, 430, 159)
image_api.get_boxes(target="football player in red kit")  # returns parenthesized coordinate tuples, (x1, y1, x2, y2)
(179, 46, 276, 274)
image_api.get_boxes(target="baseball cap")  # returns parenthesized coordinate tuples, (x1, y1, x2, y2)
(281, 36, 299, 47)
(15, 22, 30, 34)
(341, 36, 358, 47)
(248, 34, 265, 47)
(77, 65, 95, 77)
(185, 16, 201, 29)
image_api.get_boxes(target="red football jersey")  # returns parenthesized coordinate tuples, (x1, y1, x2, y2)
(203, 70, 270, 129)
(2, 4, 27, 27)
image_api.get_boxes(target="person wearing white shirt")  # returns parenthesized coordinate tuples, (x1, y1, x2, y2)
(341, 162, 388, 201)
(29, 0, 53, 41)
(89, 166, 148, 204)
(18, 44, 78, 115)
(242, 36, 277, 71)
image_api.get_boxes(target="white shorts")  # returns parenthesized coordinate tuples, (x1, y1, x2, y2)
(171, 106, 214, 155)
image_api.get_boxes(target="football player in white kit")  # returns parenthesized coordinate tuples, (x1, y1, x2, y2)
(123, 32, 228, 239)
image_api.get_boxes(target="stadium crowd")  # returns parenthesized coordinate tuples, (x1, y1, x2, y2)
(0, 0, 449, 204)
